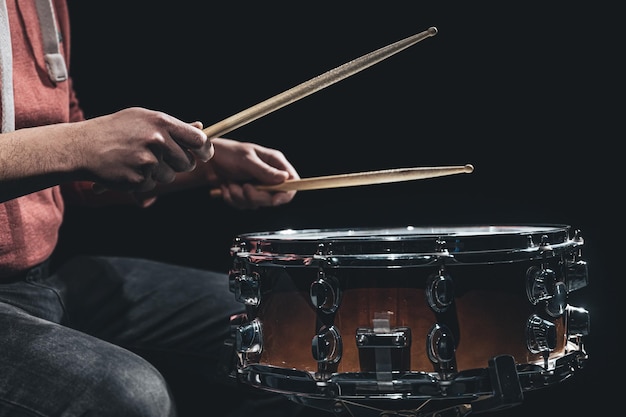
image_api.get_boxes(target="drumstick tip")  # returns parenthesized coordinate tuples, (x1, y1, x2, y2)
(464, 164, 474, 173)
(427, 27, 438, 36)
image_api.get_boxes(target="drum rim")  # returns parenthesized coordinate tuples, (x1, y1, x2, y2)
(235, 223, 572, 242)
(231, 223, 580, 266)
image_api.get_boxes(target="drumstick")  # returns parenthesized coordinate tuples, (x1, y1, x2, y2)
(202, 27, 438, 140)
(209, 164, 473, 197)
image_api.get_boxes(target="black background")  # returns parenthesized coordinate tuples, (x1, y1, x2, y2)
(58, 2, 618, 416)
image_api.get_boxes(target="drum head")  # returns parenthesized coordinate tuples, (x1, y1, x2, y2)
(231, 224, 580, 267)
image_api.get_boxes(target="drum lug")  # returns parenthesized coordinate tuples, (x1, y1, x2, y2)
(526, 266, 557, 304)
(564, 229, 589, 292)
(235, 317, 263, 354)
(216, 313, 249, 384)
(426, 323, 457, 377)
(426, 268, 454, 313)
(565, 259, 589, 292)
(526, 266, 567, 317)
(230, 269, 261, 307)
(526, 314, 557, 354)
(312, 325, 342, 364)
(566, 305, 590, 337)
(310, 271, 341, 314)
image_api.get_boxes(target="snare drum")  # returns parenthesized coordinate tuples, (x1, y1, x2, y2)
(227, 225, 590, 417)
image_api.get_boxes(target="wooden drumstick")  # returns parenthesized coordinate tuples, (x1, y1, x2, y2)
(202, 27, 438, 140)
(209, 164, 474, 197)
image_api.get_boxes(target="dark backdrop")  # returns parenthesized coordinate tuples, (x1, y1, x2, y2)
(58, 2, 617, 416)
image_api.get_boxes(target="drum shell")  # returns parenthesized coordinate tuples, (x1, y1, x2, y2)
(243, 258, 568, 374)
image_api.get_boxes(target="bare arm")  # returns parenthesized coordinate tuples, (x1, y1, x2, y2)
(0, 122, 85, 202)
(0, 107, 210, 203)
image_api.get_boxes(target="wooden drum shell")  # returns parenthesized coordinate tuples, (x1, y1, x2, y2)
(251, 262, 566, 374)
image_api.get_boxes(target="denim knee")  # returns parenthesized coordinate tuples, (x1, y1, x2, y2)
(77, 350, 177, 417)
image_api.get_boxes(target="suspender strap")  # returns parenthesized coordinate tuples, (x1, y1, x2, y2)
(0, 0, 68, 132)
(0, 0, 14, 132)
(34, 0, 67, 83)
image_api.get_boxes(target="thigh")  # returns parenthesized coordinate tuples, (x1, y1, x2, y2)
(0, 303, 175, 417)
(52, 256, 245, 379)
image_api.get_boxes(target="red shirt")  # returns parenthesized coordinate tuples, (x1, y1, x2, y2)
(0, 0, 136, 278)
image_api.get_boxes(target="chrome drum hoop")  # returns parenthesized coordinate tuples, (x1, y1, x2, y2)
(237, 350, 587, 403)
(231, 224, 582, 268)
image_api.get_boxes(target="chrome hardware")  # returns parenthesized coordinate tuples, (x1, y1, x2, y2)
(310, 271, 341, 314)
(427, 323, 456, 370)
(356, 327, 410, 348)
(236, 318, 263, 353)
(526, 265, 568, 317)
(435, 238, 450, 257)
(566, 305, 590, 336)
(545, 281, 567, 317)
(356, 327, 411, 373)
(229, 236, 246, 256)
(471, 355, 523, 413)
(572, 228, 584, 244)
(229, 270, 260, 306)
(526, 314, 557, 354)
(312, 325, 342, 364)
(316, 242, 332, 256)
(526, 266, 557, 305)
(227, 259, 242, 294)
(565, 229, 588, 292)
(426, 268, 454, 313)
(538, 234, 553, 253)
(565, 259, 589, 292)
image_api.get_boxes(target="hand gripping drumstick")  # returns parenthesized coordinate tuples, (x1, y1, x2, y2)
(202, 27, 438, 140)
(209, 164, 474, 197)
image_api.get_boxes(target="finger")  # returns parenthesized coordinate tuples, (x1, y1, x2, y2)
(159, 135, 197, 173)
(167, 120, 211, 163)
(271, 190, 296, 206)
(250, 148, 300, 184)
(151, 160, 177, 184)
(225, 184, 251, 209)
(220, 184, 247, 210)
(191, 138, 214, 162)
(132, 171, 157, 193)
(223, 183, 265, 210)
(219, 184, 231, 204)
(137, 178, 157, 193)
(132, 164, 157, 192)
(185, 121, 214, 162)
(242, 183, 274, 208)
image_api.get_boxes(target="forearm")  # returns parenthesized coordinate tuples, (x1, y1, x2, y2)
(0, 123, 85, 202)
(1, 108, 211, 204)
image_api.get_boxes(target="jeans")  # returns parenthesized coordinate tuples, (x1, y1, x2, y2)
(0, 256, 311, 417)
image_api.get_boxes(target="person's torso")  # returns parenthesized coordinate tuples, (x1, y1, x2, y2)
(0, 0, 72, 277)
